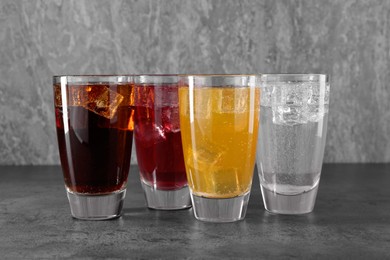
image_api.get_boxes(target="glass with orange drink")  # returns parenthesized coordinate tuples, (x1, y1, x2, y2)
(178, 75, 260, 222)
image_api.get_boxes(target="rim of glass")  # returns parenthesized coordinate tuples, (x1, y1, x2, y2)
(133, 74, 178, 77)
(53, 75, 133, 84)
(260, 74, 329, 83)
(178, 74, 258, 77)
(178, 74, 258, 87)
(133, 74, 179, 84)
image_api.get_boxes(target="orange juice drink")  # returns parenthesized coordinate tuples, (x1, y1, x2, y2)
(179, 86, 260, 199)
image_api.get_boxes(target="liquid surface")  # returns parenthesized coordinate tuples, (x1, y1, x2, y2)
(179, 86, 260, 199)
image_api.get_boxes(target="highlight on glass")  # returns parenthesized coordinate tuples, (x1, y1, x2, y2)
(53, 75, 134, 220)
(256, 74, 330, 214)
(178, 74, 260, 222)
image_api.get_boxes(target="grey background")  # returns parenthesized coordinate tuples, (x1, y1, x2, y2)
(0, 0, 389, 165)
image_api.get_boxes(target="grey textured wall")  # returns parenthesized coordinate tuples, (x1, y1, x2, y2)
(0, 0, 389, 165)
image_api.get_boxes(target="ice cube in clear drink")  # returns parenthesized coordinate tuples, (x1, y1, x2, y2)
(260, 85, 273, 107)
(272, 84, 307, 125)
(270, 82, 330, 126)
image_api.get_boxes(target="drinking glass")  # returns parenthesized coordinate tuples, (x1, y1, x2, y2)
(256, 74, 330, 214)
(133, 75, 191, 210)
(53, 75, 134, 220)
(178, 75, 260, 222)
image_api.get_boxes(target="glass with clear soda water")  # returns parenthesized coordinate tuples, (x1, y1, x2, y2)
(256, 74, 329, 214)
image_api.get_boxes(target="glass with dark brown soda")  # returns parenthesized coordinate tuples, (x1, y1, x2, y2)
(53, 76, 134, 220)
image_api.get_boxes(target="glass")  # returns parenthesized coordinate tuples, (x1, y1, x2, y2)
(133, 75, 191, 210)
(256, 74, 330, 214)
(53, 75, 134, 220)
(179, 75, 260, 222)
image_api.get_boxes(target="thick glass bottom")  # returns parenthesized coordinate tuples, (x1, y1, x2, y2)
(191, 192, 250, 223)
(66, 189, 126, 220)
(261, 184, 319, 215)
(141, 181, 191, 210)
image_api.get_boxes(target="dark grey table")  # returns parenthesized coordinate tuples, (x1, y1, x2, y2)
(0, 164, 389, 259)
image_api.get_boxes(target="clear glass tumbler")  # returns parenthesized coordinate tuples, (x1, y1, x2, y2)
(178, 75, 260, 222)
(256, 74, 330, 214)
(53, 75, 134, 220)
(133, 75, 191, 210)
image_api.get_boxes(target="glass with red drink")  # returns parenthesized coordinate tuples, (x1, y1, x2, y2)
(53, 75, 134, 220)
(133, 75, 190, 210)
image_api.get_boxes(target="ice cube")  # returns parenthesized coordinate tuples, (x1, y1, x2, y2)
(84, 86, 124, 119)
(161, 105, 181, 133)
(260, 86, 273, 107)
(306, 82, 329, 122)
(188, 144, 225, 175)
(54, 84, 62, 107)
(154, 85, 179, 107)
(134, 121, 166, 148)
(217, 87, 249, 114)
(67, 85, 124, 119)
(55, 84, 125, 119)
(307, 91, 322, 122)
(193, 89, 212, 119)
(271, 82, 331, 125)
(55, 84, 95, 107)
(265, 81, 329, 126)
(273, 104, 306, 125)
(134, 85, 154, 107)
(218, 88, 235, 113)
(272, 84, 309, 125)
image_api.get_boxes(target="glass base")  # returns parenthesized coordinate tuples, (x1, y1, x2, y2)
(67, 189, 126, 220)
(261, 185, 318, 215)
(141, 181, 191, 210)
(191, 192, 250, 223)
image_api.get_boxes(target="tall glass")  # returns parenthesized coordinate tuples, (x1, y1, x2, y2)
(256, 74, 330, 214)
(53, 75, 134, 220)
(133, 75, 190, 210)
(179, 75, 260, 222)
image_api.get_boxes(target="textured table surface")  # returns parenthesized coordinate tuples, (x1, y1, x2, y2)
(0, 164, 389, 259)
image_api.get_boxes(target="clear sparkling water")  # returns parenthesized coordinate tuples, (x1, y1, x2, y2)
(257, 81, 329, 213)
